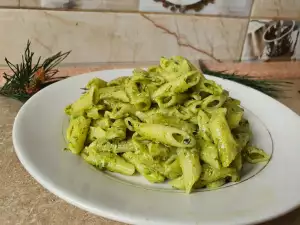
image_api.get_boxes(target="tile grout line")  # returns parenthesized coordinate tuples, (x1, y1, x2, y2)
(136, 0, 140, 11)
(0, 6, 251, 20)
(251, 15, 300, 20)
(237, 0, 255, 61)
(2, 2, 300, 20)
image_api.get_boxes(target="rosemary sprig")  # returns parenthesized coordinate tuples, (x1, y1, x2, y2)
(199, 61, 292, 98)
(0, 40, 71, 102)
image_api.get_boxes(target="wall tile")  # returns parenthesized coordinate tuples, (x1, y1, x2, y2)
(252, 0, 300, 18)
(241, 19, 300, 61)
(28, 0, 139, 10)
(73, 0, 139, 11)
(139, 0, 253, 17)
(40, 0, 65, 8)
(0, 0, 19, 7)
(20, 0, 40, 7)
(0, 9, 247, 65)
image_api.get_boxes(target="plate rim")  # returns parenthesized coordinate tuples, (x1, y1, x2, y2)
(12, 69, 300, 225)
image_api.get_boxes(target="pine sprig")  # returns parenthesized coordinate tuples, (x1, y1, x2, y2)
(199, 61, 292, 98)
(0, 44, 291, 102)
(0, 40, 70, 102)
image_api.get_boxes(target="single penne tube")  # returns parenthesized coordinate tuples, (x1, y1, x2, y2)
(197, 137, 221, 169)
(105, 119, 127, 141)
(185, 99, 203, 114)
(169, 175, 185, 190)
(142, 114, 197, 134)
(206, 179, 226, 189)
(164, 157, 182, 180)
(85, 77, 107, 89)
(231, 152, 243, 171)
(194, 164, 239, 189)
(107, 76, 129, 87)
(201, 94, 227, 113)
(233, 119, 252, 150)
(82, 148, 135, 176)
(197, 109, 211, 141)
(98, 86, 129, 103)
(243, 146, 270, 164)
(154, 93, 189, 108)
(146, 83, 160, 98)
(148, 142, 170, 160)
(86, 105, 106, 119)
(92, 117, 112, 130)
(233, 118, 252, 135)
(201, 164, 240, 183)
(177, 148, 201, 193)
(105, 157, 135, 176)
(86, 139, 136, 154)
(226, 108, 244, 130)
(131, 132, 150, 144)
(209, 108, 238, 167)
(152, 71, 201, 99)
(189, 116, 198, 125)
(159, 56, 201, 81)
(234, 132, 251, 151)
(135, 106, 193, 122)
(190, 92, 202, 100)
(124, 117, 139, 131)
(224, 98, 244, 129)
(122, 152, 165, 183)
(159, 57, 189, 81)
(125, 118, 196, 148)
(159, 106, 193, 121)
(193, 79, 223, 95)
(104, 101, 137, 119)
(87, 126, 106, 143)
(132, 68, 165, 86)
(65, 86, 95, 116)
(66, 116, 91, 154)
(125, 79, 151, 111)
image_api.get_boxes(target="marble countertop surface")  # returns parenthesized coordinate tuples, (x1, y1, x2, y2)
(1, 63, 300, 225)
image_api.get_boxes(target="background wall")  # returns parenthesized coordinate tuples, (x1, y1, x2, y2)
(0, 0, 300, 66)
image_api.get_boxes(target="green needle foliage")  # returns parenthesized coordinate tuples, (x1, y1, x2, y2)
(0, 40, 71, 102)
(0, 44, 291, 102)
(199, 61, 292, 99)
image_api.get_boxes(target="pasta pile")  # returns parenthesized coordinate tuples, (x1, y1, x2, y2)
(65, 56, 270, 193)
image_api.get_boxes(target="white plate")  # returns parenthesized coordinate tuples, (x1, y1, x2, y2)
(13, 69, 300, 225)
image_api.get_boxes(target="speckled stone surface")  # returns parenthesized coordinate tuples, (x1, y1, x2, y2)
(1, 65, 300, 225)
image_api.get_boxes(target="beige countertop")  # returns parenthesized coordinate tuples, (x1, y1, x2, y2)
(1, 64, 300, 225)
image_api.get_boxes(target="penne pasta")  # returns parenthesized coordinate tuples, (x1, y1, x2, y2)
(64, 56, 269, 193)
(209, 108, 239, 167)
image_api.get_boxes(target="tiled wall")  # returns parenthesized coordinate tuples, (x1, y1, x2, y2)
(0, 0, 300, 65)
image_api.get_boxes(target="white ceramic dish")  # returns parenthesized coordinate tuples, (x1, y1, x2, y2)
(13, 69, 300, 225)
